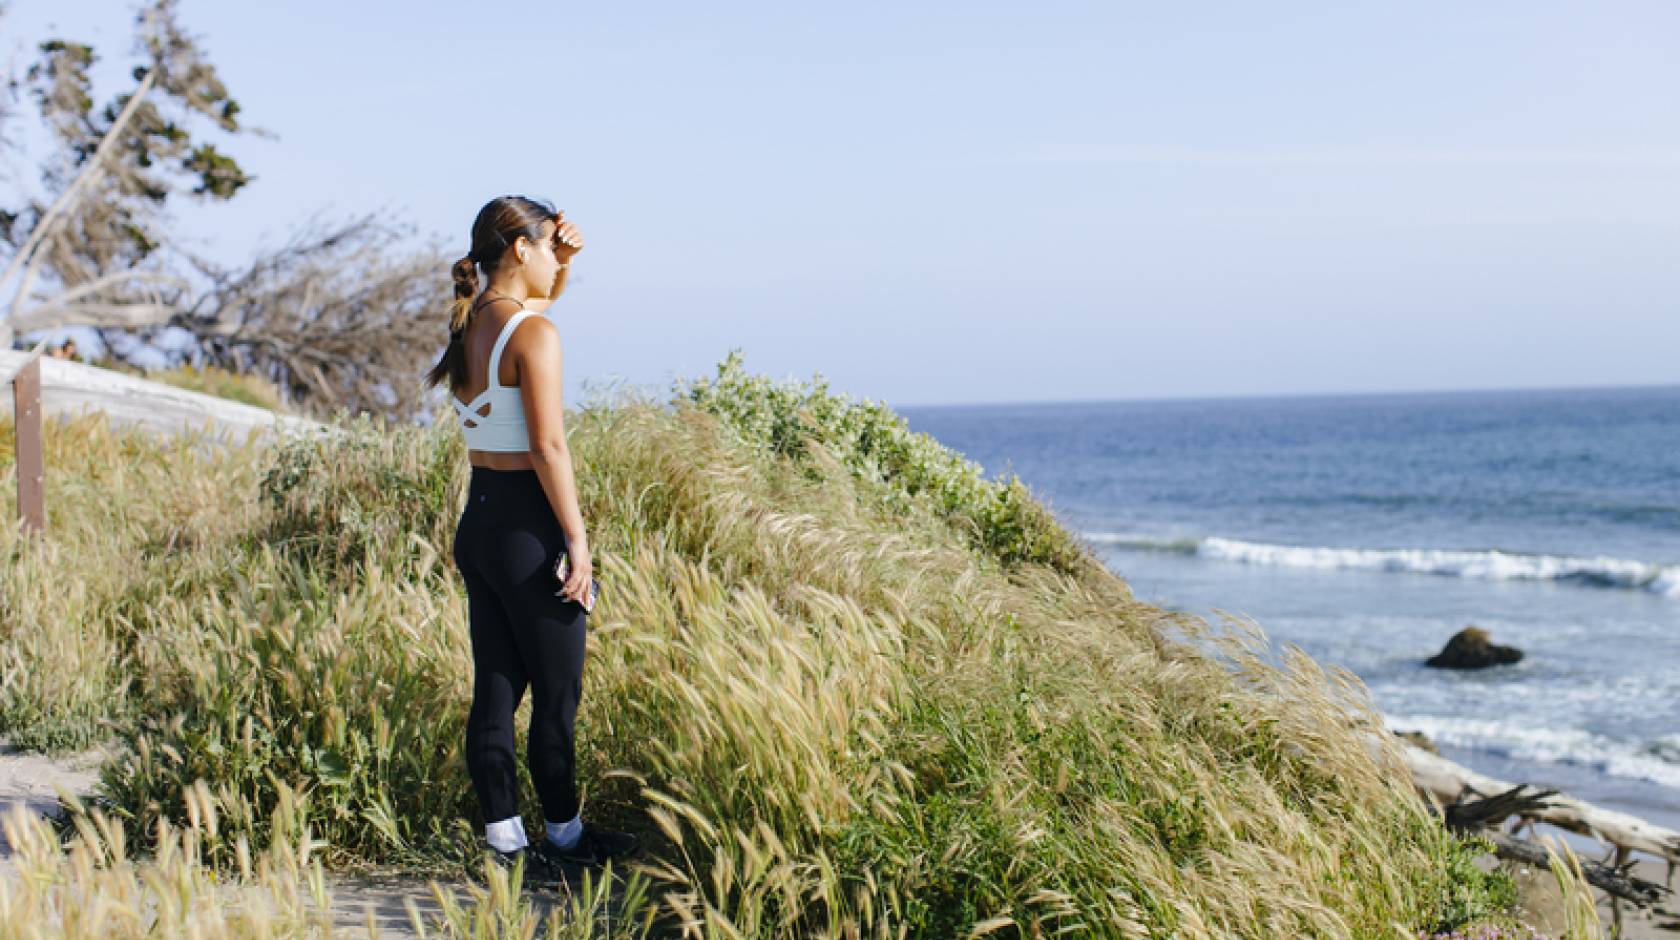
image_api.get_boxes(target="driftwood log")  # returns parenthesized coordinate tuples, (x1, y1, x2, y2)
(1484, 824, 1669, 908)
(1438, 782, 1671, 907)
(1390, 737, 1679, 923)
(1398, 741, 1680, 868)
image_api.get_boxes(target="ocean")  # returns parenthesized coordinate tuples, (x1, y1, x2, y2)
(898, 385, 1680, 831)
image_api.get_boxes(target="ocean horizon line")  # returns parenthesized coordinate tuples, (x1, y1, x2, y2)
(890, 379, 1680, 412)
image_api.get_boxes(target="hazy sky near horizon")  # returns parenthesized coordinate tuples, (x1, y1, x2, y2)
(6, 2, 1679, 407)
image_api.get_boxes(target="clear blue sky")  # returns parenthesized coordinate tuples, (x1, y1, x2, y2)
(7, 1, 1680, 407)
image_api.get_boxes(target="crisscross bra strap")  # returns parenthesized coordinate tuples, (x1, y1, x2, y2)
(450, 395, 479, 421)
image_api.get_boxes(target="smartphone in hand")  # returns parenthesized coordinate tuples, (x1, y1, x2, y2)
(553, 551, 601, 613)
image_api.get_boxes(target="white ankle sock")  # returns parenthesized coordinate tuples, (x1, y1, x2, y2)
(485, 815, 528, 854)
(545, 812, 582, 850)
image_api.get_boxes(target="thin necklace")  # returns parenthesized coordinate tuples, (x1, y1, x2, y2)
(471, 288, 525, 316)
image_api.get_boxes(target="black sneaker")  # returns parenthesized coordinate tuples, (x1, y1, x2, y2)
(478, 843, 567, 888)
(545, 824, 641, 867)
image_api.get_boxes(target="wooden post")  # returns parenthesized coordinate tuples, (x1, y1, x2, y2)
(9, 344, 46, 535)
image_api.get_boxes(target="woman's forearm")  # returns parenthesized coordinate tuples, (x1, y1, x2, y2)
(532, 444, 588, 552)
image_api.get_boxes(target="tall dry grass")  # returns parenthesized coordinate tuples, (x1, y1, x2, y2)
(0, 362, 1591, 938)
(0, 786, 658, 938)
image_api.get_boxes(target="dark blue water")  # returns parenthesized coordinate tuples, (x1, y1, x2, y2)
(900, 385, 1680, 827)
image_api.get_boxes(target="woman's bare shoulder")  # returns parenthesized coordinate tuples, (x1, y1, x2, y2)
(509, 312, 560, 360)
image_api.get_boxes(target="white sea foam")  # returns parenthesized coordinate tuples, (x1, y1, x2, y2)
(1081, 531, 1680, 598)
(1383, 714, 1680, 790)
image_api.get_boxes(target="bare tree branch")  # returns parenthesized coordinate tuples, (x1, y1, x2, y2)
(0, 69, 157, 305)
(17, 302, 181, 332)
(176, 211, 454, 420)
(8, 270, 189, 332)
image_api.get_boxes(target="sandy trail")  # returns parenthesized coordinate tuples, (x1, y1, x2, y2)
(0, 735, 105, 881)
(1500, 850, 1680, 939)
(0, 736, 635, 937)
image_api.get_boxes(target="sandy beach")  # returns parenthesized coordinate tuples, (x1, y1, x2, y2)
(1494, 850, 1679, 939)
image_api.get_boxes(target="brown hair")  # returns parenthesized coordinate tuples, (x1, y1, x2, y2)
(424, 195, 557, 392)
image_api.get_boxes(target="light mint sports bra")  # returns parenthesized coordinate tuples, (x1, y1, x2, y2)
(452, 308, 541, 452)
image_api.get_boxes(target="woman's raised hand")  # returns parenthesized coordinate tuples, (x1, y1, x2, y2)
(553, 211, 584, 261)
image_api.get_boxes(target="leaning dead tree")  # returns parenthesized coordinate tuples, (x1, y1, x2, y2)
(2, 0, 452, 422)
(1, 0, 253, 347)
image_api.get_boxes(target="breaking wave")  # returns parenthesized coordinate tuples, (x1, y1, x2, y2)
(1383, 714, 1680, 790)
(1082, 532, 1680, 598)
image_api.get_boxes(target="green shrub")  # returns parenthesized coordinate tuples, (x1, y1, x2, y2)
(674, 349, 1088, 573)
(1418, 832, 1522, 934)
(258, 413, 464, 574)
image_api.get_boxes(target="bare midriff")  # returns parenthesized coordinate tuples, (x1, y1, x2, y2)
(468, 449, 536, 470)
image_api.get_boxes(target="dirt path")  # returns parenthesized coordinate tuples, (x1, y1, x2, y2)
(0, 736, 632, 937)
(0, 735, 106, 882)
(316, 862, 637, 938)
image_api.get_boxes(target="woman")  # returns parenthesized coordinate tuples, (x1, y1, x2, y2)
(424, 195, 639, 880)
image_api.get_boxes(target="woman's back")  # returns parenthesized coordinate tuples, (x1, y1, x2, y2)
(458, 301, 529, 395)
(452, 300, 538, 453)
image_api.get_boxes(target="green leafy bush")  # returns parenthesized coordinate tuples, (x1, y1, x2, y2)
(258, 414, 464, 573)
(674, 349, 1087, 573)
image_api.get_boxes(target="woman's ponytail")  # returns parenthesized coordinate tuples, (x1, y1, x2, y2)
(424, 254, 479, 391)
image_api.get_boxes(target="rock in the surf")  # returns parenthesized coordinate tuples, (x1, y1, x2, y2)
(1425, 626, 1523, 669)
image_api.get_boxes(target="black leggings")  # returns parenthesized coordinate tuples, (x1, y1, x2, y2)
(452, 466, 588, 826)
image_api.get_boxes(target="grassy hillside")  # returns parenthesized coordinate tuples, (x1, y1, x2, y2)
(0, 353, 1585, 938)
